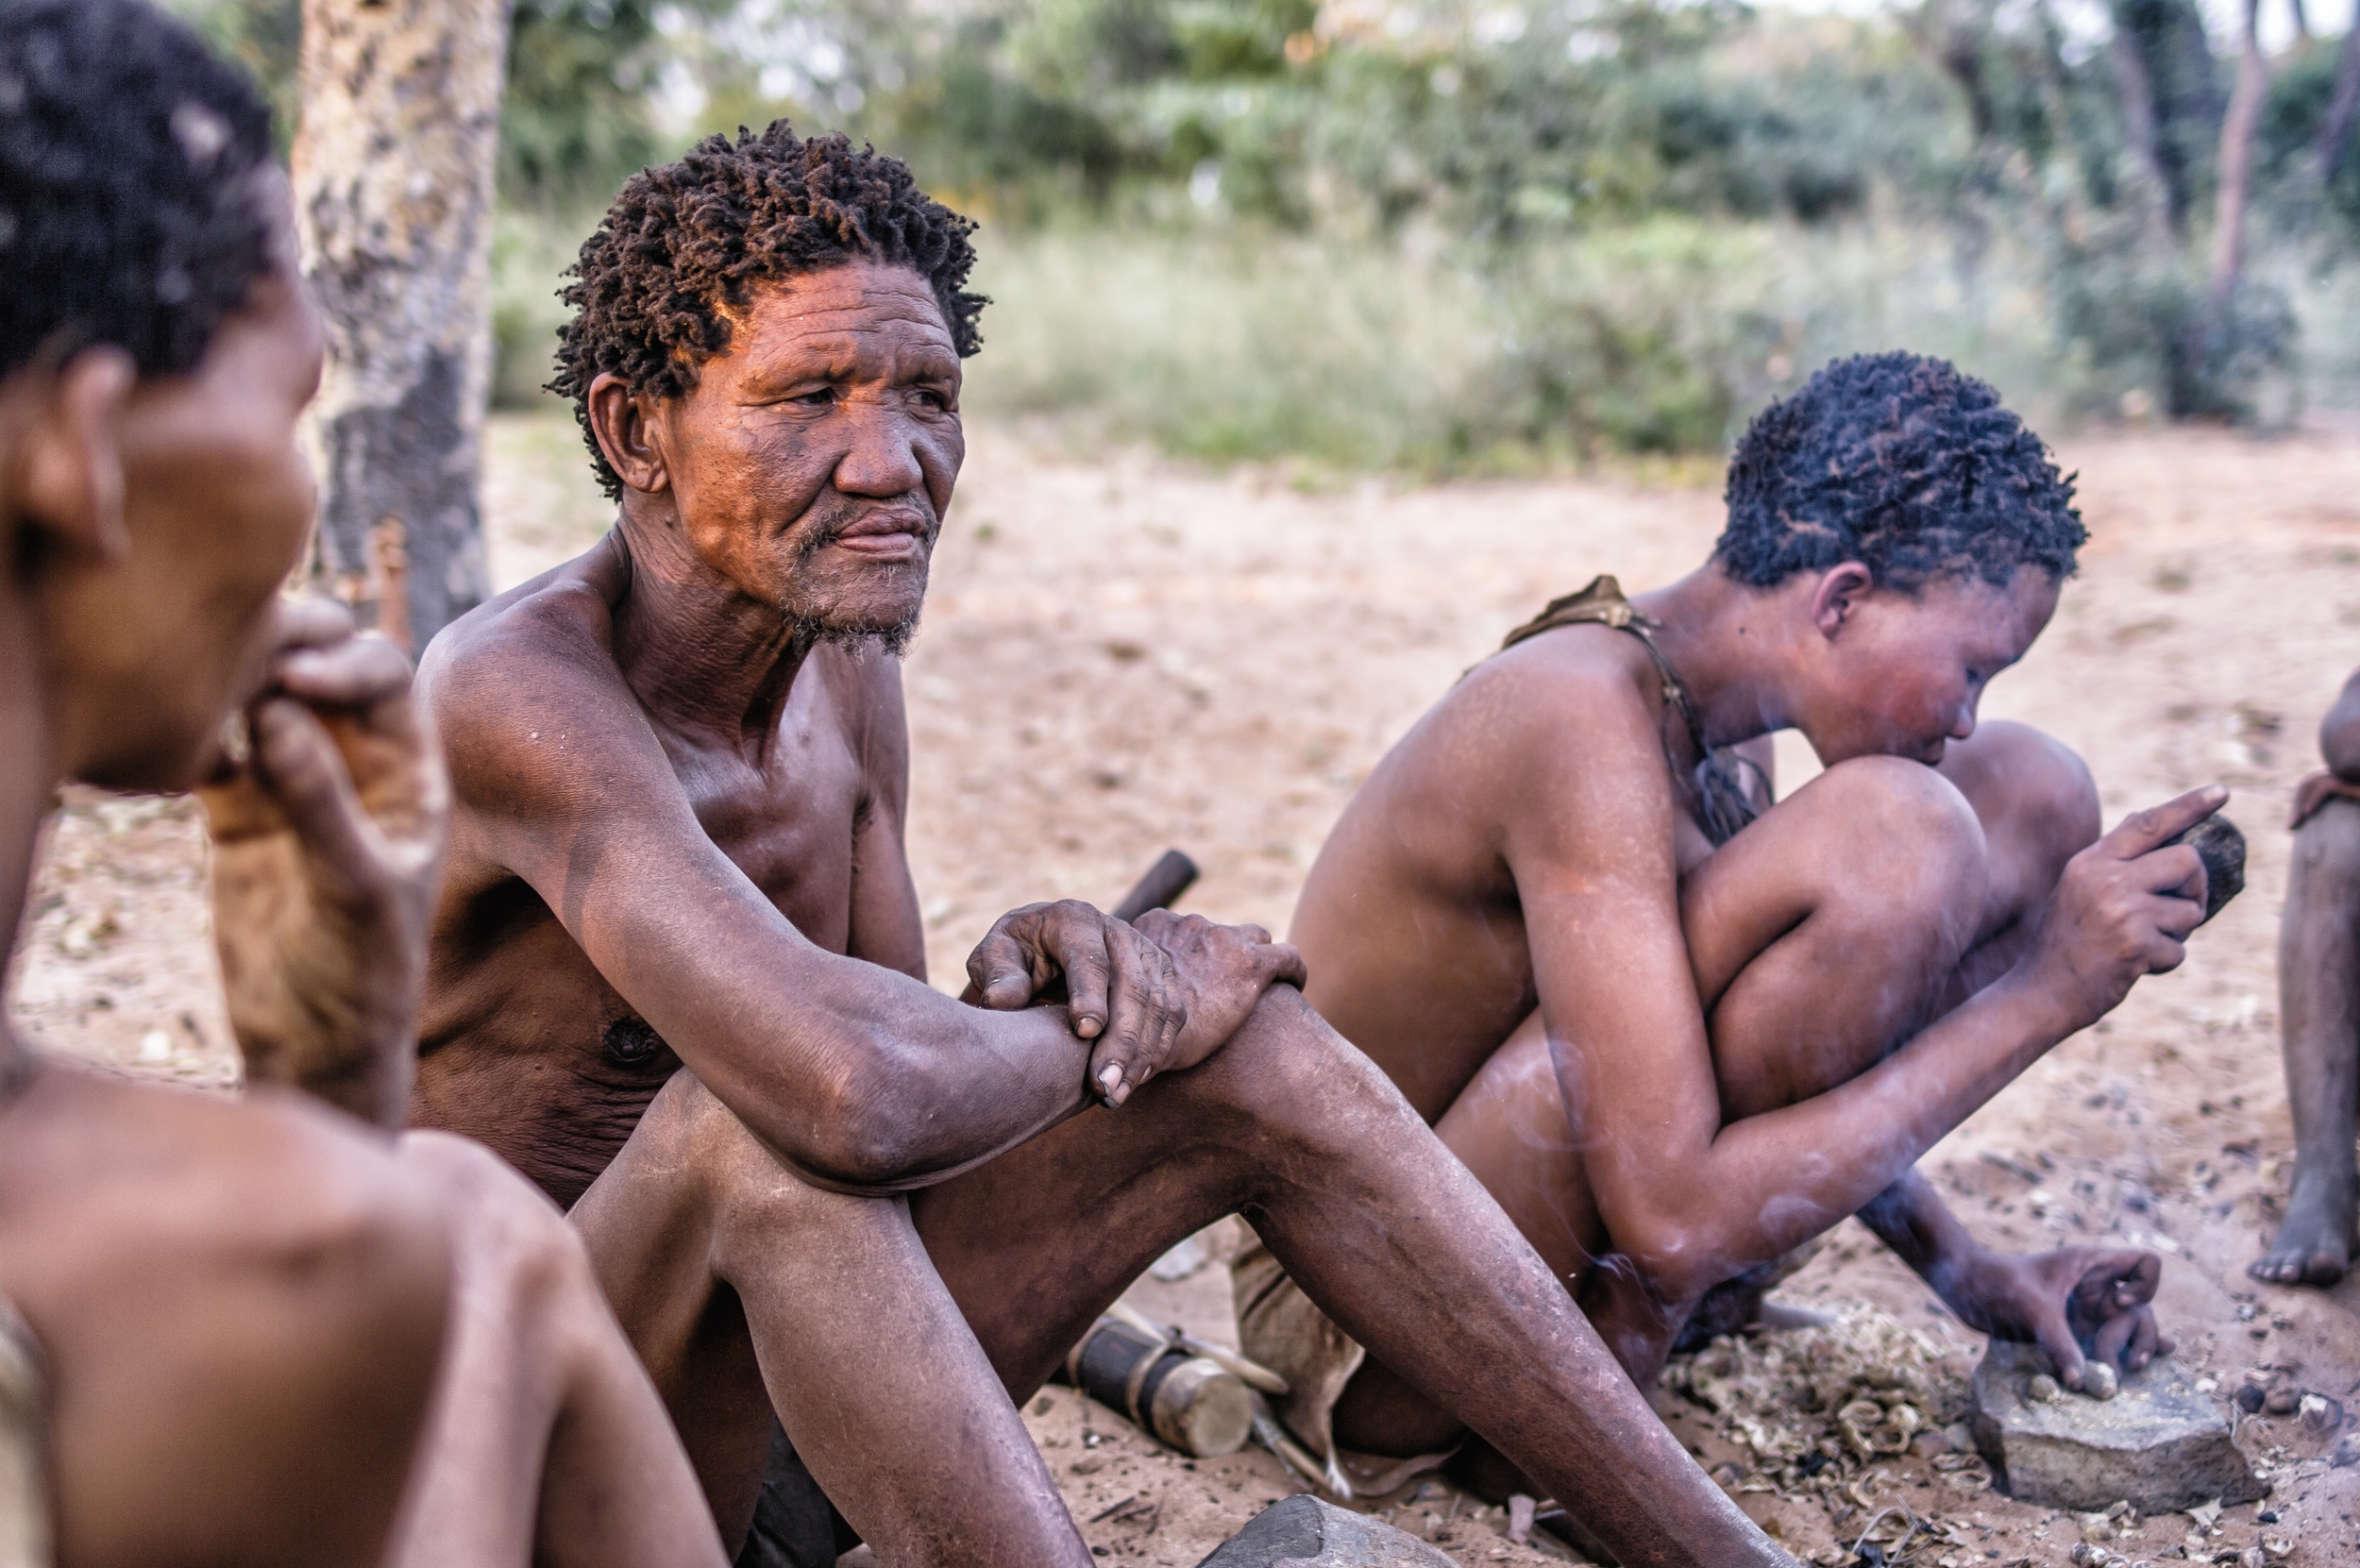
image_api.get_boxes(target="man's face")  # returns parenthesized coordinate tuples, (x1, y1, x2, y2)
(645, 261, 963, 647)
(1798, 565, 2059, 767)
(46, 214, 326, 790)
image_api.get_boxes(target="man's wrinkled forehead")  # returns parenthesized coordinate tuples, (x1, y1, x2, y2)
(716, 262, 955, 374)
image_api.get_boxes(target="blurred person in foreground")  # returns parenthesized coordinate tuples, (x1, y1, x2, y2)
(1268, 354, 2225, 1490)
(409, 119, 1798, 1568)
(0, 4, 728, 1564)
(2251, 667, 2360, 1288)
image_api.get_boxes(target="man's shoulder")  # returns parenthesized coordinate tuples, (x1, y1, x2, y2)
(0, 1067, 433, 1282)
(1429, 622, 1664, 756)
(420, 546, 623, 707)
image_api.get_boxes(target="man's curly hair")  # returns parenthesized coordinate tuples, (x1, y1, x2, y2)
(550, 121, 986, 499)
(1714, 352, 2085, 591)
(0, 0, 278, 381)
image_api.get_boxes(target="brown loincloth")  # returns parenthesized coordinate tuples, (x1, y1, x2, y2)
(1229, 1235, 1458, 1500)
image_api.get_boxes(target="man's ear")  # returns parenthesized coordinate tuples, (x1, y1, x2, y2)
(586, 372, 670, 496)
(13, 346, 137, 562)
(1809, 562, 1875, 639)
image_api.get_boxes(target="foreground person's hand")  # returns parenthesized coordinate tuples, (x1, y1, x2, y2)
(1937, 1245, 2169, 1391)
(198, 599, 448, 1129)
(2020, 784, 2224, 1029)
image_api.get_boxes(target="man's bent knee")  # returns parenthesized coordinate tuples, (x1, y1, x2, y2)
(1795, 755, 1988, 898)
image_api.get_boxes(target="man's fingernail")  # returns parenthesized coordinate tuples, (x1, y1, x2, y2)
(1077, 1017, 1103, 1039)
(1097, 1063, 1122, 1101)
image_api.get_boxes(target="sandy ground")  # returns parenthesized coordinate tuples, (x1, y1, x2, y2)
(14, 412, 2360, 1566)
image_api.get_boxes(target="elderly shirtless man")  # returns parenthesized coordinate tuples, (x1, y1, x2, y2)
(1267, 354, 2221, 1474)
(411, 123, 1795, 1567)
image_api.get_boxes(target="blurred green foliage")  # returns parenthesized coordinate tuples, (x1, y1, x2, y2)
(160, 0, 2360, 458)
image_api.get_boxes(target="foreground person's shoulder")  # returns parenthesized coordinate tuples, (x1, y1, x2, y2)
(4, 1069, 444, 1297)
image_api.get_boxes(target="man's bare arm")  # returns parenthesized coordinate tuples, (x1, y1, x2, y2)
(425, 599, 1112, 1195)
(1483, 650, 2213, 1303)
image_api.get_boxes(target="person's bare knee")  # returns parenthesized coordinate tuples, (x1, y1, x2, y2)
(1941, 720, 2100, 919)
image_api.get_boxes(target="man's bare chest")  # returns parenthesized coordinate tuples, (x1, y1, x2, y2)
(668, 723, 867, 951)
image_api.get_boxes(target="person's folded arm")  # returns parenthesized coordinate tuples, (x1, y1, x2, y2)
(426, 608, 1102, 1197)
(1492, 659, 2213, 1307)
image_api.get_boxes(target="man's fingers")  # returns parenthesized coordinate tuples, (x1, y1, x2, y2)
(965, 927, 1046, 1011)
(1258, 939, 1309, 991)
(1047, 911, 1115, 1042)
(274, 632, 413, 709)
(2102, 784, 2228, 859)
(249, 699, 378, 897)
(1088, 933, 1172, 1106)
(267, 595, 359, 651)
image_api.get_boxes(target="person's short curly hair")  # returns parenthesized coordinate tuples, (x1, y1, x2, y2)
(1715, 352, 2085, 591)
(550, 121, 986, 499)
(0, 0, 278, 381)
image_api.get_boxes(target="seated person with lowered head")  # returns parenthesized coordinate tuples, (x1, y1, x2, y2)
(411, 122, 1800, 1567)
(0, 6, 730, 1564)
(1266, 355, 2221, 1482)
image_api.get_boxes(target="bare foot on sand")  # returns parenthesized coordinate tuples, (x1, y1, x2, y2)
(2250, 1179, 2353, 1288)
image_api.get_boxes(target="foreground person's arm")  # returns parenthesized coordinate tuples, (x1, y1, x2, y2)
(1502, 667, 2216, 1305)
(425, 614, 1290, 1194)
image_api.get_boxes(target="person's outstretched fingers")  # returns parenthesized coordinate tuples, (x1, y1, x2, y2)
(2090, 1307, 2145, 1371)
(2103, 784, 2229, 858)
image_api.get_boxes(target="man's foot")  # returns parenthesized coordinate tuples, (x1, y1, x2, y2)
(2250, 1182, 2354, 1288)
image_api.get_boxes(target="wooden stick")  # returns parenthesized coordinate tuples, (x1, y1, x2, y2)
(1109, 849, 1199, 923)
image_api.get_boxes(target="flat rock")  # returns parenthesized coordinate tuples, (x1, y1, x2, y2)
(1970, 1341, 2262, 1513)
(1191, 1494, 1458, 1567)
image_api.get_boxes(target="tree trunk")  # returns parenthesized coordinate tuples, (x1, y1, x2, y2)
(294, 0, 512, 655)
(2111, 18, 2175, 243)
(2317, 10, 2360, 183)
(2209, 0, 2268, 316)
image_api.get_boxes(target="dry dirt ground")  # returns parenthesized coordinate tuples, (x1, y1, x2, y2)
(13, 413, 2360, 1566)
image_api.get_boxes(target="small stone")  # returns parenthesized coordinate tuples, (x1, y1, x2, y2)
(1943, 1421, 1975, 1452)
(1971, 1342, 2264, 1513)
(2300, 1393, 2335, 1432)
(2235, 1384, 2267, 1413)
(2238, 1550, 2267, 1568)
(1193, 1494, 1458, 1567)
(2263, 1386, 2301, 1417)
(2261, 1535, 2293, 1560)
(2334, 1432, 2360, 1468)
(2077, 1512, 2116, 1543)
(2030, 1374, 2063, 1403)
(2083, 1362, 2120, 1401)
(1911, 1430, 1952, 1458)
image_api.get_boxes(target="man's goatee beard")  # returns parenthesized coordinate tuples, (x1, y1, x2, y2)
(781, 607, 922, 659)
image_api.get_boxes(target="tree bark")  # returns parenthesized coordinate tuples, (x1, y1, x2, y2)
(294, 0, 513, 654)
(2317, 10, 2360, 184)
(2209, 0, 2268, 316)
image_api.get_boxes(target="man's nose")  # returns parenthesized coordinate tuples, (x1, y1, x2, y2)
(1949, 700, 1979, 741)
(831, 406, 926, 497)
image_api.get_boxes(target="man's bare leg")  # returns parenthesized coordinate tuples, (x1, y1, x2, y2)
(576, 989, 1776, 1568)
(386, 1134, 728, 1568)
(2253, 796, 2360, 1287)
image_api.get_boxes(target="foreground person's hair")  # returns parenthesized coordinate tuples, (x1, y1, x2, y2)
(550, 121, 986, 499)
(0, 0, 278, 379)
(1715, 352, 2087, 591)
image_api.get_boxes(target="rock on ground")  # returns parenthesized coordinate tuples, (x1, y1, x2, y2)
(1192, 1495, 1458, 1567)
(1971, 1340, 2263, 1513)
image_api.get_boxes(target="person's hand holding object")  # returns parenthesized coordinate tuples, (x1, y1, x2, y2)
(198, 598, 448, 1129)
(2018, 784, 2226, 1031)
